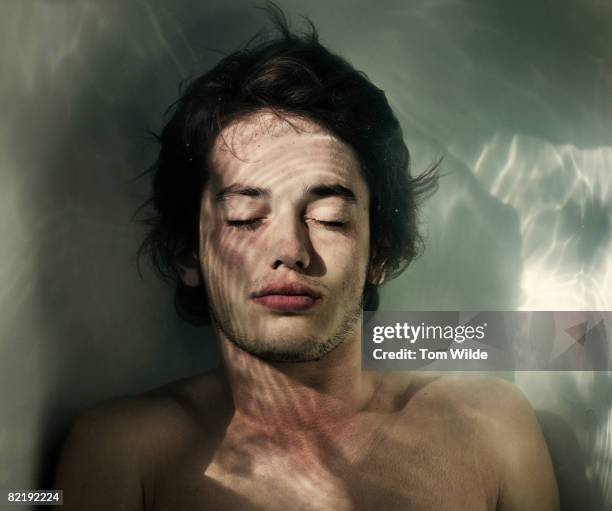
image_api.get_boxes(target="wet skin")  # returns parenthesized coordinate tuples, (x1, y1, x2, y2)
(54, 111, 559, 511)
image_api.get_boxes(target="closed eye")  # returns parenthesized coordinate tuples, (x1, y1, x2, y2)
(313, 218, 346, 229)
(226, 218, 264, 231)
(226, 218, 348, 231)
(308, 219, 347, 230)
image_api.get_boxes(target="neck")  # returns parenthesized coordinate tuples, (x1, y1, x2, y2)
(216, 320, 379, 435)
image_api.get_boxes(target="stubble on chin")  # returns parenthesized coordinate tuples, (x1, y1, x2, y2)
(209, 295, 364, 363)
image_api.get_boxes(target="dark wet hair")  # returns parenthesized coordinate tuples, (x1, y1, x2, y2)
(135, 4, 439, 325)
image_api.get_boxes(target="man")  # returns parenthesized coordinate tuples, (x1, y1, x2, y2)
(54, 8, 559, 510)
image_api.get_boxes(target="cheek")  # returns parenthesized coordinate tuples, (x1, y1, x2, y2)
(204, 230, 247, 271)
(345, 225, 370, 290)
(201, 230, 251, 305)
(200, 198, 245, 272)
(347, 220, 370, 264)
(316, 230, 369, 278)
(224, 235, 263, 271)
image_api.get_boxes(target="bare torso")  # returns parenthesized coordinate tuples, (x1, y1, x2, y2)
(140, 371, 500, 511)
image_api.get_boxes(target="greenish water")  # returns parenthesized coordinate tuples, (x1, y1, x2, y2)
(0, 0, 610, 508)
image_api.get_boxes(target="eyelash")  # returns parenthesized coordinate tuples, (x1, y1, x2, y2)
(226, 219, 264, 231)
(226, 218, 347, 231)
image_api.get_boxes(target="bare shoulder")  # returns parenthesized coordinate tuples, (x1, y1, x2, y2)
(54, 368, 231, 511)
(391, 373, 560, 511)
(54, 393, 160, 510)
(409, 373, 534, 417)
(397, 373, 549, 457)
(382, 372, 537, 426)
(377, 372, 526, 416)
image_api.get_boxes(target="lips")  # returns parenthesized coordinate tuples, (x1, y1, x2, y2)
(252, 282, 322, 299)
(251, 282, 322, 312)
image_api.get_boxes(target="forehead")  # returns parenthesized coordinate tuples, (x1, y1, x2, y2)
(207, 110, 365, 193)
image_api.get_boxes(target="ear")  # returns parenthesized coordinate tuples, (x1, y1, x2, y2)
(175, 250, 202, 287)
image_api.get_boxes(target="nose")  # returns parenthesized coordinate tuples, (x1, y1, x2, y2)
(269, 215, 312, 271)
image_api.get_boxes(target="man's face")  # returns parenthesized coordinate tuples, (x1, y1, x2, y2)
(198, 110, 371, 362)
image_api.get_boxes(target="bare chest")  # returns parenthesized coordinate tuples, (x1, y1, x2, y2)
(149, 423, 496, 511)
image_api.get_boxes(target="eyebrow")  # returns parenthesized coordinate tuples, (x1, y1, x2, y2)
(215, 183, 358, 204)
